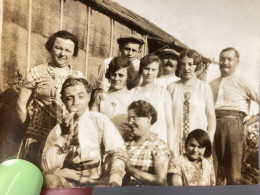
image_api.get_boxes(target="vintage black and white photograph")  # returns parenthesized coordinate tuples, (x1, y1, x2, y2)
(0, 0, 259, 188)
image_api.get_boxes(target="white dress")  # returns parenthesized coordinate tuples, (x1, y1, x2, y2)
(167, 78, 213, 155)
(156, 75, 180, 89)
(130, 84, 171, 143)
(100, 88, 135, 140)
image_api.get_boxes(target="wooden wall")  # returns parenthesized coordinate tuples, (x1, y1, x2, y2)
(0, 0, 147, 91)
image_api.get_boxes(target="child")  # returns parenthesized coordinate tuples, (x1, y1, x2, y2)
(168, 129, 215, 186)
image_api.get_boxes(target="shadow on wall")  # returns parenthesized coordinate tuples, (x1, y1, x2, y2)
(0, 70, 28, 162)
(0, 27, 29, 161)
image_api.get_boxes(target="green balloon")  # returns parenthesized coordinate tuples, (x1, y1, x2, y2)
(0, 159, 43, 195)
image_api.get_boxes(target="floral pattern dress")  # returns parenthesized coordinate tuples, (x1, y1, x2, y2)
(168, 154, 215, 186)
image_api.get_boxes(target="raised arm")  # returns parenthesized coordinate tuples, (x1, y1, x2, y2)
(16, 87, 33, 123)
(41, 124, 68, 174)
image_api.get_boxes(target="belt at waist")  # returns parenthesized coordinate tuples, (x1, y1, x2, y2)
(64, 161, 100, 171)
(215, 110, 246, 119)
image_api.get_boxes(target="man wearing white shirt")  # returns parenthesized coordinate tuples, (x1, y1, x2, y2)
(97, 34, 144, 92)
(41, 77, 126, 187)
(210, 47, 259, 185)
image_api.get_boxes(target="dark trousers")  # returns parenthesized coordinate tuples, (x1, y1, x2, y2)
(213, 110, 245, 185)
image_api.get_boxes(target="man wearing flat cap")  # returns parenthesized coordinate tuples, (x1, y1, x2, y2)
(156, 48, 180, 88)
(97, 34, 144, 92)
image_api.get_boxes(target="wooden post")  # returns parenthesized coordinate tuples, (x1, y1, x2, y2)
(84, 6, 91, 78)
(26, 0, 32, 72)
(0, 0, 3, 87)
(142, 34, 148, 57)
(109, 18, 114, 57)
(59, 0, 64, 30)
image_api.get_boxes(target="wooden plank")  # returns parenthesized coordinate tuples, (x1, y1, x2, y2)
(109, 18, 114, 57)
(84, 6, 91, 78)
(142, 34, 148, 56)
(0, 0, 3, 88)
(60, 0, 64, 30)
(26, 0, 32, 72)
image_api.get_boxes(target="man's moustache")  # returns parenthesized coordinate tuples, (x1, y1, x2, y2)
(164, 62, 175, 67)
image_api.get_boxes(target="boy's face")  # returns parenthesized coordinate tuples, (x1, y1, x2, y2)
(62, 83, 90, 117)
(120, 42, 141, 61)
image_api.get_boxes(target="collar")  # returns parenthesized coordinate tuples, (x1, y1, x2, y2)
(182, 76, 198, 87)
(220, 70, 237, 79)
(47, 63, 72, 73)
(77, 108, 91, 122)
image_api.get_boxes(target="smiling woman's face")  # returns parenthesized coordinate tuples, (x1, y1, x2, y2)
(51, 37, 75, 68)
(180, 56, 197, 81)
(127, 109, 151, 138)
(186, 137, 206, 161)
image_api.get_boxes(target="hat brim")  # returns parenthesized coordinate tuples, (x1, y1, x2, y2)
(159, 49, 180, 57)
(117, 37, 144, 45)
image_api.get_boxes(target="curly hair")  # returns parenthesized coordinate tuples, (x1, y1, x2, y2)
(185, 129, 212, 158)
(139, 54, 163, 77)
(128, 100, 157, 125)
(175, 49, 202, 77)
(45, 30, 79, 57)
(105, 56, 137, 90)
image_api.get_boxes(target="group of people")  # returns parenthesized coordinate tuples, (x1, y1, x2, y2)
(15, 30, 259, 187)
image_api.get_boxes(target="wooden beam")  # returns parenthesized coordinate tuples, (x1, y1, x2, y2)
(26, 0, 32, 72)
(142, 34, 148, 57)
(0, 0, 3, 88)
(109, 18, 114, 57)
(145, 34, 148, 55)
(59, 0, 64, 30)
(84, 6, 91, 78)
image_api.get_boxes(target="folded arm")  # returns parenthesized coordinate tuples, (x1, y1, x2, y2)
(127, 155, 168, 185)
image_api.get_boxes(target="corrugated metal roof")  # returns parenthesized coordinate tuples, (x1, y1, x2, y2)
(82, 0, 213, 63)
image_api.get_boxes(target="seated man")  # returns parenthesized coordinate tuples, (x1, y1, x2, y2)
(41, 77, 126, 188)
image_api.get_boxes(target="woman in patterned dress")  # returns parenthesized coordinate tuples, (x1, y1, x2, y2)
(167, 49, 216, 156)
(116, 100, 169, 186)
(130, 54, 174, 154)
(16, 30, 83, 167)
(168, 129, 215, 186)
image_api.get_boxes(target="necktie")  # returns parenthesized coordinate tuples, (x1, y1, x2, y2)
(181, 92, 191, 154)
(68, 119, 80, 158)
(59, 118, 79, 156)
